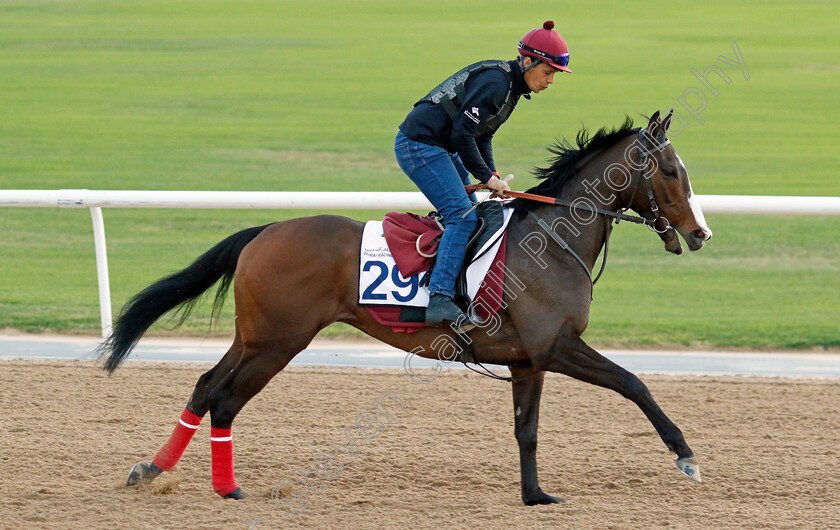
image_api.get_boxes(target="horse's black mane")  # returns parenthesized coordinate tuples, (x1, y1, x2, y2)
(510, 116, 640, 216)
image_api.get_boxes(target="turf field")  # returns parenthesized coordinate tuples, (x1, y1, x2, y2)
(0, 1, 838, 348)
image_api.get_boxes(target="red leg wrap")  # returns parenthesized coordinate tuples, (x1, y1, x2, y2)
(152, 409, 203, 472)
(211, 427, 238, 496)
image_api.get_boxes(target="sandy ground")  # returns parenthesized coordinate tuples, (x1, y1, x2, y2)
(1, 360, 839, 529)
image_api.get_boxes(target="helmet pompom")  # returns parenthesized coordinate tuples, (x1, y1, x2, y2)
(543, 20, 555, 30)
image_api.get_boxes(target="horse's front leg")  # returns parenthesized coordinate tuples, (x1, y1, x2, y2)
(510, 367, 562, 505)
(538, 332, 702, 482)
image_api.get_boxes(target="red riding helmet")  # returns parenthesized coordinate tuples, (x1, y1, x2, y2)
(518, 20, 571, 73)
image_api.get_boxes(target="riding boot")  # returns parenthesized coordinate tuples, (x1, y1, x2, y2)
(425, 293, 481, 332)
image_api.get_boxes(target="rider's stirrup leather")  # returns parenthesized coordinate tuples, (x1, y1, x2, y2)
(425, 293, 480, 332)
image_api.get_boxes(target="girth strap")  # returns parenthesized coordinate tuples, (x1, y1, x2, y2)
(456, 328, 542, 383)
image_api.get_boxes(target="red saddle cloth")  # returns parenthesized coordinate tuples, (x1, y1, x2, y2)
(367, 211, 507, 333)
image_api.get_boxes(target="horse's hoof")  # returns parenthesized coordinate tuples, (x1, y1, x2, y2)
(126, 462, 163, 487)
(523, 489, 564, 506)
(676, 455, 702, 483)
(223, 487, 250, 500)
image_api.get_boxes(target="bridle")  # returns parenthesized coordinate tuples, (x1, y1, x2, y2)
(623, 131, 673, 235)
(466, 130, 674, 291)
(466, 130, 672, 231)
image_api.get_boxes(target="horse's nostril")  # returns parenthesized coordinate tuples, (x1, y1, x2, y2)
(692, 229, 708, 242)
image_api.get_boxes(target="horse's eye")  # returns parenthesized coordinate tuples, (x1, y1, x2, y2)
(663, 169, 679, 180)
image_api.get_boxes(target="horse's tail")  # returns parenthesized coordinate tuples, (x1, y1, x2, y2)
(99, 223, 273, 373)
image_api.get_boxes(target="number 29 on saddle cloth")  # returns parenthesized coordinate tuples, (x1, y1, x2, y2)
(358, 210, 512, 333)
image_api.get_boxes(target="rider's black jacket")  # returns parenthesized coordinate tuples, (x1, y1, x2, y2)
(399, 59, 531, 183)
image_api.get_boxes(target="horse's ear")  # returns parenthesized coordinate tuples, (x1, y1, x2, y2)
(646, 111, 661, 132)
(661, 109, 674, 133)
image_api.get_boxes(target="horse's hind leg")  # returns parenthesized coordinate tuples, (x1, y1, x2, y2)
(542, 333, 701, 482)
(126, 334, 245, 487)
(206, 336, 312, 499)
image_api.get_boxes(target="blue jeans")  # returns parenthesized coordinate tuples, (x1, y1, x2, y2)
(394, 130, 477, 298)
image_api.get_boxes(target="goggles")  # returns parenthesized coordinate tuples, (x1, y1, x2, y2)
(517, 42, 570, 67)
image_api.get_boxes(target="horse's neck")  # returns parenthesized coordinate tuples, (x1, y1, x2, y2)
(567, 134, 641, 213)
(538, 140, 637, 269)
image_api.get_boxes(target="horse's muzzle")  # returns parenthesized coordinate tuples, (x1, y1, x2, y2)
(687, 227, 713, 251)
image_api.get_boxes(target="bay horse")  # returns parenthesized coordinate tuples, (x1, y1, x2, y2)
(101, 110, 712, 505)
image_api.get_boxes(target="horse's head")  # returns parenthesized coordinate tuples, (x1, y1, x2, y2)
(632, 110, 713, 255)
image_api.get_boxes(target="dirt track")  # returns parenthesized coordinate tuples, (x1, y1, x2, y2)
(1, 359, 839, 529)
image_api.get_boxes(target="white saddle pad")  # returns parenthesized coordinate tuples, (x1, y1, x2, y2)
(358, 208, 513, 307)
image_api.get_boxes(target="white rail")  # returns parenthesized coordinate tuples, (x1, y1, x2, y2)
(3, 189, 840, 214)
(2, 189, 840, 337)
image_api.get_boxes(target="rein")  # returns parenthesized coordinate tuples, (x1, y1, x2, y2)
(464, 132, 672, 296)
(464, 133, 672, 230)
(464, 186, 655, 227)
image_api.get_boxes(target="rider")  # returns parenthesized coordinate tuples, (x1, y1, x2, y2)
(394, 21, 571, 332)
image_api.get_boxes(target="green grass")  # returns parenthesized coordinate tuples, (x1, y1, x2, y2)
(1, 1, 838, 348)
